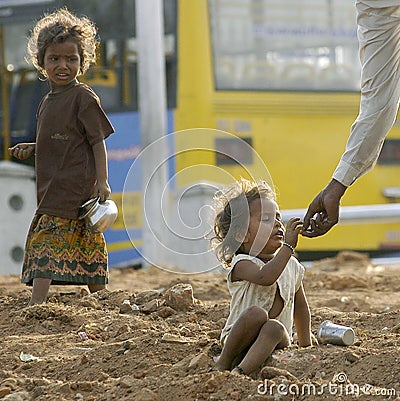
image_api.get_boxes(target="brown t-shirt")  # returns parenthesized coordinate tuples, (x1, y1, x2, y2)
(35, 82, 114, 219)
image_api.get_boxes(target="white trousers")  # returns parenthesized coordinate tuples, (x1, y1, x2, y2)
(333, 3, 400, 186)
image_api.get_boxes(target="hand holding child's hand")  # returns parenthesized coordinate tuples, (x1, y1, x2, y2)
(8, 143, 35, 160)
(284, 217, 303, 248)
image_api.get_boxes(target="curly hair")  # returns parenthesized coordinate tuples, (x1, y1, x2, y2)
(26, 7, 98, 77)
(210, 178, 275, 268)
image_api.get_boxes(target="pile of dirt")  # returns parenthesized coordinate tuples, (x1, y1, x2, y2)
(0, 251, 399, 400)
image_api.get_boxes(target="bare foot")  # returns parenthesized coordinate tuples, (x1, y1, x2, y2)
(231, 366, 246, 376)
(215, 357, 227, 371)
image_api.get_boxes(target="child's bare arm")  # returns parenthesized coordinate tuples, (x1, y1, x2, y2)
(233, 218, 303, 286)
(8, 143, 35, 160)
(92, 140, 111, 202)
(294, 283, 312, 347)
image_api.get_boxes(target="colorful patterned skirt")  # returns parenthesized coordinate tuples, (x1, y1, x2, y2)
(22, 214, 108, 286)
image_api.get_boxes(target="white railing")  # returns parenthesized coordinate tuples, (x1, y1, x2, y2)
(282, 204, 400, 225)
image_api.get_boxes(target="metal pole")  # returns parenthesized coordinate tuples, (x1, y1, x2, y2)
(136, 0, 168, 267)
(0, 25, 10, 161)
(282, 204, 400, 225)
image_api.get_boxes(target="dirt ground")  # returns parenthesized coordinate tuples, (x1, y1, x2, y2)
(1, 251, 400, 401)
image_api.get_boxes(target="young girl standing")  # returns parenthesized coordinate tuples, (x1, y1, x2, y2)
(211, 178, 312, 376)
(8, 8, 114, 305)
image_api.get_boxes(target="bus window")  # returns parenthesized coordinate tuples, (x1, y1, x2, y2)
(378, 139, 400, 165)
(209, 0, 360, 92)
(215, 136, 253, 166)
(77, 0, 177, 112)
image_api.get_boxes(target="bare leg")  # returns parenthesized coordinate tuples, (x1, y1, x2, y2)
(235, 319, 289, 375)
(29, 278, 51, 305)
(217, 306, 269, 371)
(87, 283, 106, 293)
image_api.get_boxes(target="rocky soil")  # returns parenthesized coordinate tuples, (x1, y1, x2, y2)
(0, 251, 399, 400)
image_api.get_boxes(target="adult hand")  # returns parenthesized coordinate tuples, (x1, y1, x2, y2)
(302, 179, 347, 237)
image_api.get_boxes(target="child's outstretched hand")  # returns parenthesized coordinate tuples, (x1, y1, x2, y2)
(8, 143, 35, 160)
(284, 217, 303, 249)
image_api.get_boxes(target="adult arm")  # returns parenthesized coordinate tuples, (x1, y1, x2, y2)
(303, 3, 400, 237)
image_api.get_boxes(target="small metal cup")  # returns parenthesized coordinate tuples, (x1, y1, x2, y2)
(317, 320, 355, 346)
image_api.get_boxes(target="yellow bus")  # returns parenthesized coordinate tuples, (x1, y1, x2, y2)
(173, 0, 400, 259)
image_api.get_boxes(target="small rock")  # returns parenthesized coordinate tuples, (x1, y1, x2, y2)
(79, 297, 101, 309)
(98, 372, 110, 381)
(188, 353, 209, 369)
(131, 304, 140, 314)
(119, 300, 140, 315)
(204, 374, 226, 393)
(314, 371, 325, 379)
(260, 366, 298, 381)
(119, 376, 137, 388)
(197, 336, 209, 346)
(123, 340, 134, 350)
(133, 371, 145, 379)
(164, 283, 195, 311)
(135, 290, 161, 304)
(0, 387, 12, 398)
(140, 299, 160, 313)
(119, 301, 135, 314)
(156, 306, 175, 318)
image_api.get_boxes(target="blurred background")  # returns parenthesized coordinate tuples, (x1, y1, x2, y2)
(1, 0, 400, 273)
